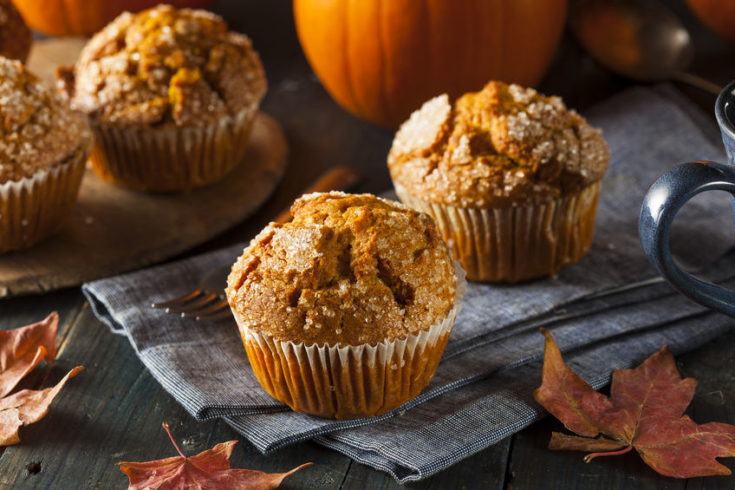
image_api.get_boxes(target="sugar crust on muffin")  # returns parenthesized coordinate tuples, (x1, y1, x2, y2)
(388, 81, 609, 208)
(226, 192, 458, 346)
(60, 4, 266, 127)
(0, 58, 91, 183)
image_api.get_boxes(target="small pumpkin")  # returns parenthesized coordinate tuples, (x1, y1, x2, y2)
(686, 0, 735, 45)
(294, 0, 568, 128)
(12, 0, 216, 36)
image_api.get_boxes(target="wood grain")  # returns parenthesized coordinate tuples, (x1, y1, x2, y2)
(26, 37, 88, 84)
(0, 304, 350, 488)
(0, 113, 287, 297)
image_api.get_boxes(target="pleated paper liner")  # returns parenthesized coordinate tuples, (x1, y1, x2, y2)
(394, 182, 602, 283)
(0, 143, 90, 254)
(89, 105, 258, 192)
(233, 264, 466, 420)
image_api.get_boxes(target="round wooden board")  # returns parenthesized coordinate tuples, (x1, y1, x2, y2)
(26, 36, 88, 83)
(0, 112, 287, 297)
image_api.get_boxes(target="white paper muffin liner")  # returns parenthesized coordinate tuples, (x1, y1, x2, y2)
(394, 182, 602, 282)
(233, 262, 466, 420)
(89, 104, 258, 192)
(0, 144, 89, 254)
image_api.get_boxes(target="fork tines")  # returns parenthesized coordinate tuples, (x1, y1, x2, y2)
(151, 290, 231, 321)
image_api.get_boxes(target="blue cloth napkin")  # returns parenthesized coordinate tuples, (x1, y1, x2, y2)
(83, 85, 735, 483)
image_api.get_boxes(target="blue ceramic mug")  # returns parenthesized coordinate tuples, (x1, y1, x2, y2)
(639, 80, 735, 316)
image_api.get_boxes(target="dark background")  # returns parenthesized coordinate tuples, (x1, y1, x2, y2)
(2, 0, 735, 488)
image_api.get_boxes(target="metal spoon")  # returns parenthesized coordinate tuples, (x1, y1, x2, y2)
(570, 0, 721, 95)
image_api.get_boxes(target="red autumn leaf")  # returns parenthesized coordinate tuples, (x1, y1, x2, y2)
(0, 312, 58, 398)
(534, 328, 735, 478)
(548, 432, 626, 453)
(0, 312, 82, 446)
(119, 422, 312, 490)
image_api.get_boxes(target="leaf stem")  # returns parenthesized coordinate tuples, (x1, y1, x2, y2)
(162, 422, 186, 459)
(584, 445, 633, 463)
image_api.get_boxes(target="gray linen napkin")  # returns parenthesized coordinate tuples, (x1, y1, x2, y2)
(83, 85, 735, 483)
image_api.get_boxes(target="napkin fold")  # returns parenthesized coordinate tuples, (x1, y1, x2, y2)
(83, 85, 735, 483)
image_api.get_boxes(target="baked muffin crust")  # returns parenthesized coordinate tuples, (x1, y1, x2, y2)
(226, 192, 458, 346)
(61, 5, 266, 127)
(388, 81, 609, 208)
(0, 58, 91, 183)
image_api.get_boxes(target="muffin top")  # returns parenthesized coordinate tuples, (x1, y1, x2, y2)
(226, 192, 458, 346)
(388, 81, 610, 208)
(60, 4, 266, 127)
(0, 58, 92, 184)
(0, 0, 32, 63)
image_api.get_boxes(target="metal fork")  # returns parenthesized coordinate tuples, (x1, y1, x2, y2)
(151, 166, 362, 321)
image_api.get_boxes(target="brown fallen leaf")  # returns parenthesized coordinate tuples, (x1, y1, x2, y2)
(0, 366, 82, 445)
(534, 328, 735, 478)
(548, 432, 626, 453)
(119, 422, 312, 490)
(0, 312, 58, 397)
(0, 312, 82, 446)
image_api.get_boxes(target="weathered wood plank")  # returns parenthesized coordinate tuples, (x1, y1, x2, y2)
(0, 305, 354, 488)
(417, 439, 511, 490)
(0, 289, 86, 461)
(0, 288, 83, 334)
(339, 461, 400, 490)
(0, 0, 731, 488)
(678, 329, 735, 490)
(506, 328, 735, 489)
(337, 437, 511, 489)
(507, 415, 687, 490)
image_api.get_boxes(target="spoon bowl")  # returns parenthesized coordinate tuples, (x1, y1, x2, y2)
(571, 0, 720, 94)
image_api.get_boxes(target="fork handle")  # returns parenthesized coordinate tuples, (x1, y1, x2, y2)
(273, 166, 362, 224)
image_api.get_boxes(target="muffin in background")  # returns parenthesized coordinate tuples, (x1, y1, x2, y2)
(0, 58, 92, 254)
(388, 81, 609, 282)
(58, 4, 266, 192)
(226, 192, 464, 419)
(0, 0, 31, 63)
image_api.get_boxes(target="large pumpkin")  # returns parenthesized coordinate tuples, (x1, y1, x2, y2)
(686, 0, 735, 45)
(294, 0, 568, 128)
(12, 0, 216, 36)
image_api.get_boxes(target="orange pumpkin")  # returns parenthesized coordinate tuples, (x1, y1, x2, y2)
(294, 0, 568, 128)
(12, 0, 216, 36)
(686, 0, 735, 45)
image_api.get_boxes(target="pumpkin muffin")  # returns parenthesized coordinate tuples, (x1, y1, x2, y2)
(58, 4, 266, 192)
(0, 58, 92, 254)
(388, 81, 609, 282)
(0, 0, 32, 63)
(226, 192, 464, 419)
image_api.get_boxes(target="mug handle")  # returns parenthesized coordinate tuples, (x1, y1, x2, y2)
(639, 161, 735, 316)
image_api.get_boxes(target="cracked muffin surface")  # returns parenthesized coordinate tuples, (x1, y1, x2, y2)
(0, 58, 91, 183)
(61, 4, 266, 127)
(388, 81, 609, 208)
(226, 192, 458, 346)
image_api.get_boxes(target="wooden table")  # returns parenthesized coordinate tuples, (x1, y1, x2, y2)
(2, 0, 735, 488)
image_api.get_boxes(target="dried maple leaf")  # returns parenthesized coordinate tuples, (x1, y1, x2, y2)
(0, 312, 58, 398)
(119, 422, 312, 489)
(534, 328, 735, 478)
(0, 312, 82, 446)
(0, 366, 82, 445)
